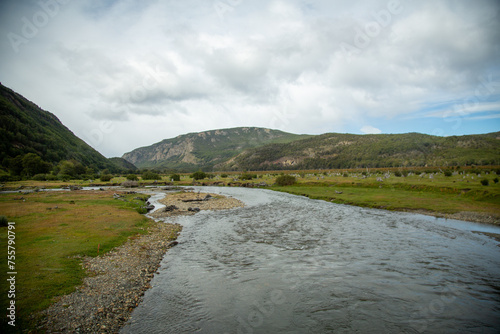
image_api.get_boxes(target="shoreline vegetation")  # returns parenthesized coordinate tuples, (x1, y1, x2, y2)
(0, 167, 499, 332)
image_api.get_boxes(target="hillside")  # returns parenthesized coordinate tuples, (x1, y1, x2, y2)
(122, 127, 311, 171)
(108, 157, 137, 172)
(0, 83, 115, 172)
(220, 132, 500, 171)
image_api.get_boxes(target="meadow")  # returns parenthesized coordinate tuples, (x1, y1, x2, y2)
(0, 190, 156, 330)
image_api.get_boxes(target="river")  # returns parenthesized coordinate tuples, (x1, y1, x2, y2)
(121, 187, 500, 333)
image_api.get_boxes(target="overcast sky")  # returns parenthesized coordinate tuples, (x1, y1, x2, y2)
(1, 0, 499, 157)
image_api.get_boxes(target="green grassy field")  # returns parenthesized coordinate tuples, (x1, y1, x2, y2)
(0, 190, 160, 331)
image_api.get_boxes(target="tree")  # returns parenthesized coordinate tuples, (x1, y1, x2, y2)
(275, 174, 297, 186)
(21, 153, 51, 177)
(191, 171, 207, 180)
(126, 174, 139, 181)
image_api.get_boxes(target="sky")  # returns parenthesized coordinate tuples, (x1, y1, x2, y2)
(1, 0, 499, 158)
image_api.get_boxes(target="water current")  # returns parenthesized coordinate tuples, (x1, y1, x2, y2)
(121, 187, 500, 333)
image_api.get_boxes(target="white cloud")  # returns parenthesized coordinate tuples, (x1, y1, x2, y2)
(0, 0, 499, 157)
(360, 126, 382, 134)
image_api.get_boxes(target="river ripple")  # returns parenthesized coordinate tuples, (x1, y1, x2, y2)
(122, 187, 500, 334)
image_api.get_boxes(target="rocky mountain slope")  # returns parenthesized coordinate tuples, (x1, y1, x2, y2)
(122, 127, 310, 171)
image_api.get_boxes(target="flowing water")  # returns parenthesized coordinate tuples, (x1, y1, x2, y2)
(121, 187, 500, 333)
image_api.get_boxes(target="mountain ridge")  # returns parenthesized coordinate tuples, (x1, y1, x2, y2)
(0, 83, 121, 173)
(123, 128, 500, 172)
(122, 127, 311, 171)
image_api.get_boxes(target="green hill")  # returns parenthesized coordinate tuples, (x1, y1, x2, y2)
(0, 83, 116, 175)
(122, 127, 311, 171)
(108, 157, 137, 172)
(220, 132, 500, 171)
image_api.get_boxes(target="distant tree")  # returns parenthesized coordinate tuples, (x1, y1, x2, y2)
(275, 174, 297, 186)
(8, 155, 24, 176)
(21, 153, 51, 177)
(191, 171, 207, 180)
(142, 171, 161, 180)
(126, 174, 139, 181)
(100, 174, 113, 182)
(170, 174, 181, 182)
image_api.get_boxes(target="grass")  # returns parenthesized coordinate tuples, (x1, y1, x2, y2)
(169, 167, 500, 218)
(267, 170, 500, 218)
(0, 190, 154, 331)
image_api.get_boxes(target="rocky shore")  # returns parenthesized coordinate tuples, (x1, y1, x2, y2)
(149, 190, 245, 219)
(38, 222, 182, 333)
(36, 190, 244, 333)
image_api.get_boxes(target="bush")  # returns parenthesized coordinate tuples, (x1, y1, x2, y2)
(275, 174, 297, 186)
(220, 174, 228, 178)
(121, 181, 138, 188)
(170, 174, 181, 182)
(480, 179, 489, 186)
(494, 178, 499, 184)
(0, 215, 8, 227)
(32, 173, 47, 181)
(136, 207, 148, 214)
(394, 171, 402, 177)
(45, 174, 58, 181)
(126, 174, 139, 181)
(191, 171, 207, 180)
(142, 171, 161, 180)
(240, 173, 256, 180)
(444, 171, 452, 177)
(100, 174, 113, 182)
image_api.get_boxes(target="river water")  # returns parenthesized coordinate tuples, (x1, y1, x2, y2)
(121, 187, 500, 334)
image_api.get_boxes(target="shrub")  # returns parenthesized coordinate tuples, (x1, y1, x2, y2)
(480, 179, 489, 186)
(32, 173, 47, 181)
(240, 173, 256, 180)
(191, 171, 207, 180)
(0, 215, 8, 227)
(402, 170, 409, 177)
(121, 181, 138, 188)
(170, 174, 181, 182)
(444, 171, 452, 177)
(58, 174, 72, 181)
(494, 178, 499, 184)
(394, 171, 402, 177)
(126, 174, 139, 181)
(275, 175, 297, 186)
(142, 171, 161, 180)
(220, 174, 228, 178)
(45, 174, 58, 181)
(136, 207, 148, 214)
(100, 174, 113, 182)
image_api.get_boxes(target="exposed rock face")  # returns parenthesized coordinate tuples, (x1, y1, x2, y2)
(121, 127, 307, 170)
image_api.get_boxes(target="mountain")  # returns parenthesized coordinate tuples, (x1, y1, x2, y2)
(122, 127, 312, 171)
(220, 132, 500, 170)
(108, 157, 137, 172)
(0, 83, 115, 172)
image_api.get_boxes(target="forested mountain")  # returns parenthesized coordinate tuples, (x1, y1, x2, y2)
(0, 83, 116, 176)
(219, 132, 500, 171)
(108, 157, 137, 171)
(122, 127, 311, 171)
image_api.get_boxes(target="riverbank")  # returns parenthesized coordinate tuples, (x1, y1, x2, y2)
(150, 190, 245, 219)
(38, 221, 181, 333)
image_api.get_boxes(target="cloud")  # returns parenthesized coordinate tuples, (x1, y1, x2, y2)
(361, 126, 382, 134)
(0, 0, 499, 157)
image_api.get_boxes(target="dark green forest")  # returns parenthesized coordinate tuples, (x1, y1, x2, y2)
(0, 84, 134, 180)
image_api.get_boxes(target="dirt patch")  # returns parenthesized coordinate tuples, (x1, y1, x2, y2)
(38, 222, 181, 333)
(149, 190, 245, 218)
